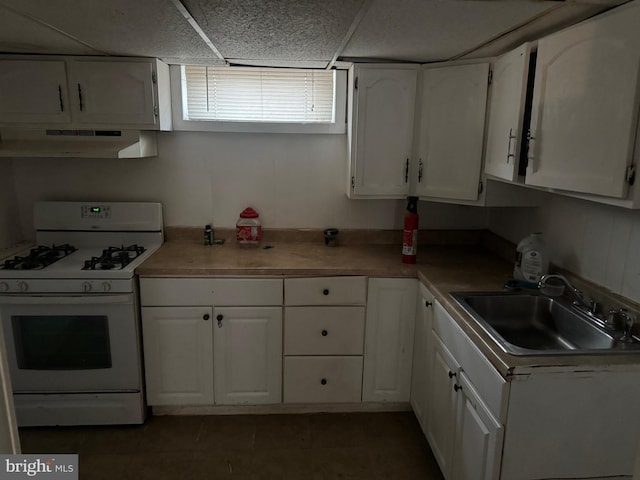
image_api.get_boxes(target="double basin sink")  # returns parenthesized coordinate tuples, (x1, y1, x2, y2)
(451, 291, 640, 356)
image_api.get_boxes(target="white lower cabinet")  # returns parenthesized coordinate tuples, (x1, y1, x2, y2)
(283, 277, 366, 404)
(213, 307, 282, 405)
(422, 301, 507, 480)
(142, 306, 214, 405)
(140, 277, 283, 406)
(451, 372, 503, 480)
(284, 356, 363, 403)
(410, 282, 435, 431)
(363, 277, 417, 402)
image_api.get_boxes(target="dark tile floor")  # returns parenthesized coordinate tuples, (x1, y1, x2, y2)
(19, 411, 444, 480)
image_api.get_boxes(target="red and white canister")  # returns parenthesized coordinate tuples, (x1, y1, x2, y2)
(236, 207, 262, 246)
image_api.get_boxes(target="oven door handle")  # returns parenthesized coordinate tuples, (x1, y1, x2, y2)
(0, 294, 134, 305)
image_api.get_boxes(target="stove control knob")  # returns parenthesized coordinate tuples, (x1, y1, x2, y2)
(83, 282, 92, 293)
(0, 282, 9, 292)
(18, 282, 29, 292)
(102, 282, 111, 292)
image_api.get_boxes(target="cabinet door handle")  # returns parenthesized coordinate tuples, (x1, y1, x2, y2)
(448, 371, 456, 379)
(77, 83, 84, 111)
(404, 158, 409, 183)
(216, 314, 223, 328)
(418, 159, 423, 182)
(322, 289, 330, 296)
(202, 314, 210, 321)
(321, 330, 328, 336)
(320, 378, 327, 385)
(506, 128, 516, 163)
(454, 384, 462, 392)
(425, 301, 432, 308)
(58, 85, 64, 112)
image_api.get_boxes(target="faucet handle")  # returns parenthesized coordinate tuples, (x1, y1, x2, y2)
(616, 308, 637, 344)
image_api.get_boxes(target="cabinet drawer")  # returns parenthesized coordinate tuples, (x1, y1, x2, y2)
(284, 277, 366, 306)
(284, 356, 363, 403)
(284, 306, 365, 355)
(433, 301, 508, 421)
(140, 278, 283, 306)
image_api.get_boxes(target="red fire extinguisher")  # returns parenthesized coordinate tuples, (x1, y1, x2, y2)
(402, 196, 419, 264)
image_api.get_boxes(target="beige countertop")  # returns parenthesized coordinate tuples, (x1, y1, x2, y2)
(137, 239, 640, 378)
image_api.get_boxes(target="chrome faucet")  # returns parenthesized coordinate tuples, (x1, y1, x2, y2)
(538, 274, 598, 315)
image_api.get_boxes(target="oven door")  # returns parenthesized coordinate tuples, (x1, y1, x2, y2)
(0, 294, 140, 393)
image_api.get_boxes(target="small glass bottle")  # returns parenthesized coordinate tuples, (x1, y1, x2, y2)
(203, 224, 213, 246)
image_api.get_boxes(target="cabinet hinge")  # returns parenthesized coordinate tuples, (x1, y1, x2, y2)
(152, 71, 157, 84)
(351, 176, 356, 189)
(153, 105, 159, 117)
(354, 76, 358, 90)
(488, 69, 493, 85)
(478, 180, 484, 194)
(626, 164, 636, 186)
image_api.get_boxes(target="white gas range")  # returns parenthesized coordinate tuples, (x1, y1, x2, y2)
(0, 201, 163, 426)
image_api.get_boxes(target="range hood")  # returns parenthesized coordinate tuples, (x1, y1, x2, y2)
(0, 128, 157, 158)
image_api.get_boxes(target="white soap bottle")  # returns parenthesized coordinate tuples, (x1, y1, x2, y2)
(514, 233, 549, 287)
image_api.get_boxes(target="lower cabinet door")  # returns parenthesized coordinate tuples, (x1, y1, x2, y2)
(425, 332, 460, 478)
(363, 278, 417, 402)
(213, 307, 282, 405)
(141, 306, 214, 406)
(451, 372, 503, 480)
(284, 356, 363, 403)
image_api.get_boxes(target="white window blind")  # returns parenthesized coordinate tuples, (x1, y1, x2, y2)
(183, 66, 335, 123)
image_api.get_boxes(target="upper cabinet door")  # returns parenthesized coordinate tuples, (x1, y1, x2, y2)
(526, 1, 640, 198)
(68, 60, 157, 127)
(0, 60, 71, 124)
(484, 44, 531, 182)
(349, 66, 417, 198)
(416, 62, 489, 201)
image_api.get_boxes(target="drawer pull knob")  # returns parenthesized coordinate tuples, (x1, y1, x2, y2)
(203, 314, 210, 321)
(454, 384, 462, 392)
(321, 378, 327, 385)
(448, 371, 456, 379)
(425, 301, 433, 308)
(321, 330, 328, 336)
(323, 289, 330, 295)
(216, 314, 223, 328)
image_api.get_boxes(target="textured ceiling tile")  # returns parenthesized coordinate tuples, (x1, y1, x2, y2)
(182, 0, 364, 61)
(0, 5, 101, 54)
(0, 0, 217, 61)
(342, 0, 556, 62)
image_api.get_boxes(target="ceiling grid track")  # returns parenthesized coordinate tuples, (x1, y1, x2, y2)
(326, 0, 373, 70)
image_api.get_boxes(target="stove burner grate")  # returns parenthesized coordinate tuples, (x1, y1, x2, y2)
(82, 244, 146, 270)
(1, 244, 77, 270)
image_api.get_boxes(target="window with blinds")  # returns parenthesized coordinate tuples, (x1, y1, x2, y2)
(182, 66, 336, 124)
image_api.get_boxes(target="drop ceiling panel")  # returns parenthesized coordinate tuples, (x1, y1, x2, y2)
(0, 0, 217, 62)
(0, 5, 100, 55)
(182, 0, 364, 61)
(342, 0, 557, 62)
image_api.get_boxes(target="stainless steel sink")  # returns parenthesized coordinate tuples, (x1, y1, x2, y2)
(450, 291, 640, 356)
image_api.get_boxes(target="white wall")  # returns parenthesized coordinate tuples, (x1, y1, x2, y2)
(0, 159, 21, 250)
(489, 192, 640, 303)
(11, 130, 489, 241)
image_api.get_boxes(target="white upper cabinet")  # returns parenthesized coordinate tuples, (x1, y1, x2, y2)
(484, 44, 531, 182)
(0, 60, 71, 124)
(415, 62, 489, 201)
(348, 64, 418, 198)
(0, 56, 171, 130)
(67, 60, 158, 127)
(525, 1, 640, 198)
